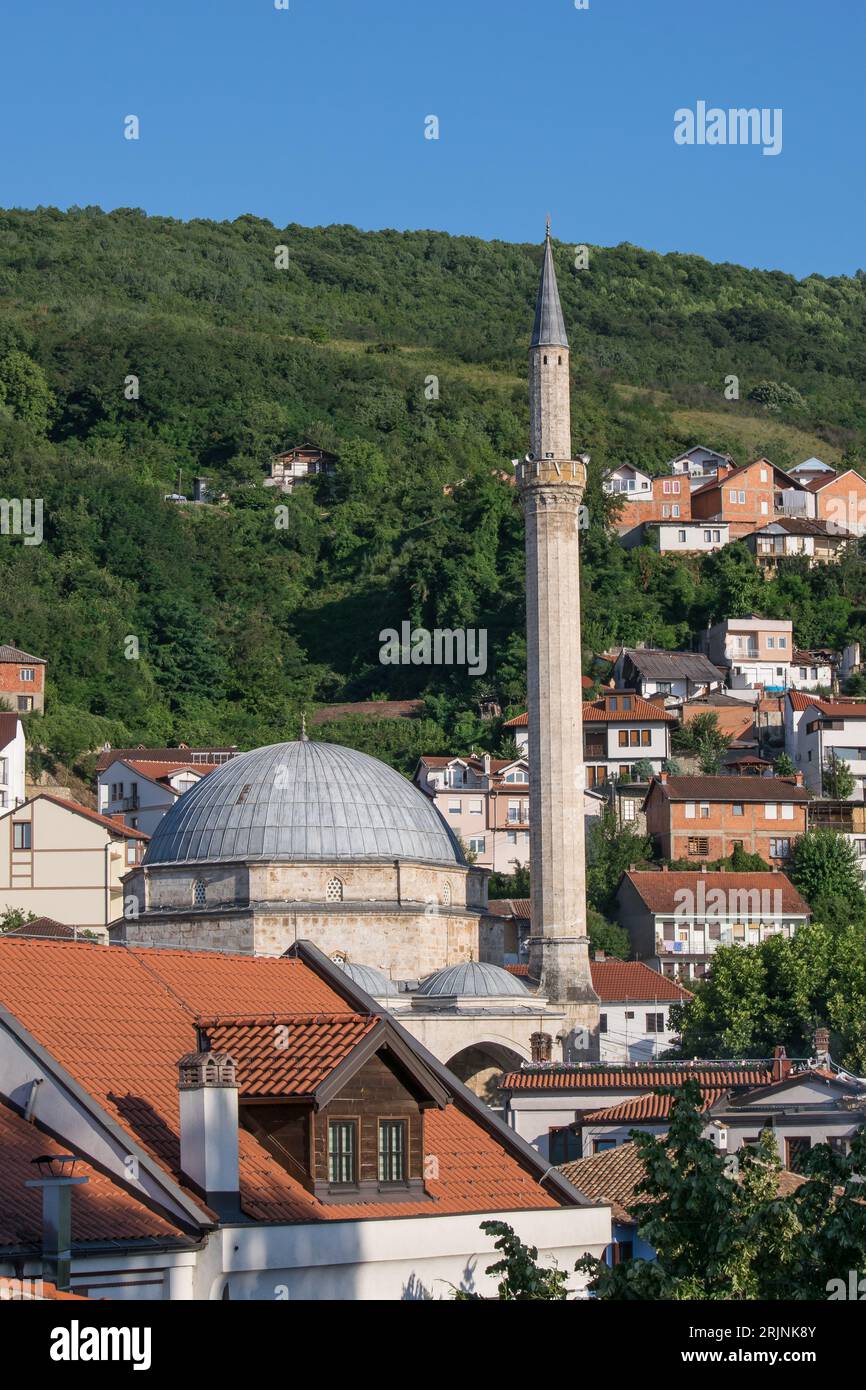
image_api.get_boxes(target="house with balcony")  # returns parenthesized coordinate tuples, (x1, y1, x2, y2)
(96, 745, 238, 834)
(581, 692, 677, 788)
(701, 616, 793, 691)
(0, 713, 25, 812)
(611, 648, 725, 704)
(615, 867, 811, 982)
(263, 440, 338, 493)
(605, 468, 692, 543)
(745, 517, 853, 571)
(0, 644, 46, 713)
(787, 696, 866, 799)
(414, 754, 605, 872)
(642, 771, 810, 866)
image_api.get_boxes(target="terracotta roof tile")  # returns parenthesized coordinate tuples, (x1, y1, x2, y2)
(649, 774, 810, 803)
(499, 1063, 775, 1092)
(95, 747, 237, 773)
(590, 960, 692, 1002)
(583, 696, 677, 724)
(621, 870, 810, 916)
(200, 1014, 380, 1097)
(0, 940, 561, 1224)
(577, 1089, 725, 1124)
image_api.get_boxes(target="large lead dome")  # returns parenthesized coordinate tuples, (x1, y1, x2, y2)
(143, 740, 465, 867)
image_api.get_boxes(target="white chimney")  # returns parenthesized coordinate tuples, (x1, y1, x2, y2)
(177, 1046, 240, 1217)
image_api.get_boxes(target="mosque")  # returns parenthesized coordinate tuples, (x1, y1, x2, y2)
(113, 224, 598, 1092)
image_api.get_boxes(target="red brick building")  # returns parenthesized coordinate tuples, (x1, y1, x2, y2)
(612, 475, 692, 532)
(690, 458, 791, 537)
(643, 772, 810, 865)
(0, 644, 46, 712)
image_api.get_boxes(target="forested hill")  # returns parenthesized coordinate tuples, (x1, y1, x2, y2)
(2, 205, 866, 773)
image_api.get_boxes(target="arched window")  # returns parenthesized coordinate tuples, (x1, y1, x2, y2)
(193, 879, 207, 907)
(326, 877, 344, 902)
(543, 354, 548, 365)
(442, 881, 452, 907)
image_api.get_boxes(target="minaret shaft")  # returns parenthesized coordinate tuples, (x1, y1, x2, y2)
(518, 228, 598, 1056)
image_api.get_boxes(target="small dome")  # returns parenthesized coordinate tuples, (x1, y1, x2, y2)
(336, 961, 399, 997)
(143, 739, 465, 868)
(417, 961, 530, 998)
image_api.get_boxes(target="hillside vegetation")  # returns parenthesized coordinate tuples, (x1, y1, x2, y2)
(2, 205, 866, 770)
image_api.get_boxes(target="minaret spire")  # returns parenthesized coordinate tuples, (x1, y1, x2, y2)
(518, 226, 598, 1061)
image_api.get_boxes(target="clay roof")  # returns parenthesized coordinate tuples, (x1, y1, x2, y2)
(505, 964, 530, 977)
(620, 870, 810, 916)
(0, 1098, 187, 1250)
(1, 916, 79, 939)
(95, 747, 237, 773)
(786, 693, 866, 719)
(584, 696, 677, 724)
(591, 960, 692, 1003)
(804, 467, 866, 493)
(487, 898, 531, 920)
(648, 774, 810, 803)
(577, 1089, 726, 1125)
(199, 1014, 380, 1098)
(1, 794, 150, 839)
(0, 940, 565, 1224)
(0, 644, 46, 664)
(499, 1063, 774, 1092)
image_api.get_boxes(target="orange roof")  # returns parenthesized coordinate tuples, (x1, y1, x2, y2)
(786, 692, 866, 719)
(583, 696, 677, 724)
(499, 1063, 774, 1092)
(577, 1089, 725, 1124)
(200, 1014, 380, 1097)
(621, 870, 810, 916)
(591, 960, 691, 1003)
(0, 1098, 187, 1249)
(3, 794, 150, 840)
(0, 940, 563, 1224)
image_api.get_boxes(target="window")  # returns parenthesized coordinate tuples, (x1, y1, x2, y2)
(19, 667, 34, 682)
(646, 1013, 665, 1033)
(593, 1139, 617, 1153)
(767, 636, 775, 649)
(778, 637, 787, 649)
(685, 801, 696, 819)
(688, 836, 709, 856)
(326, 877, 344, 902)
(618, 730, 629, 748)
(678, 529, 687, 543)
(469, 798, 483, 815)
(624, 1010, 635, 1020)
(704, 530, 712, 542)
(672, 504, 680, 518)
(126, 839, 138, 866)
(622, 697, 632, 710)
(662, 504, 669, 518)
(781, 803, 794, 820)
(448, 800, 462, 814)
(442, 881, 452, 906)
(378, 1120, 407, 1183)
(469, 836, 486, 854)
(13, 822, 31, 850)
(328, 1121, 357, 1185)
(713, 530, 721, 542)
(504, 770, 527, 783)
(770, 837, 792, 859)
(599, 1013, 608, 1033)
(732, 803, 744, 817)
(700, 802, 710, 819)
(193, 879, 207, 906)
(610, 1239, 634, 1265)
(507, 831, 517, 844)
(760, 469, 768, 482)
(549, 1127, 581, 1164)
(641, 729, 651, 747)
(17, 696, 33, 711)
(765, 803, 778, 819)
(785, 1136, 811, 1173)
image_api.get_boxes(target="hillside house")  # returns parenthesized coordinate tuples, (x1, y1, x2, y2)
(264, 441, 338, 493)
(701, 616, 793, 691)
(615, 868, 811, 981)
(690, 458, 803, 537)
(642, 771, 810, 865)
(612, 648, 724, 704)
(745, 517, 853, 571)
(0, 644, 46, 713)
(786, 695, 866, 799)
(96, 745, 238, 835)
(619, 520, 729, 553)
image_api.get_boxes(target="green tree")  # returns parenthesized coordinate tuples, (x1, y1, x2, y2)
(454, 1220, 570, 1300)
(773, 752, 795, 776)
(587, 907, 630, 960)
(672, 712, 732, 774)
(0, 350, 54, 432)
(586, 809, 654, 916)
(789, 829, 865, 906)
(822, 751, 856, 799)
(0, 907, 37, 933)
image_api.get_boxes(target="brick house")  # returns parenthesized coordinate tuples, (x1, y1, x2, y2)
(690, 458, 792, 537)
(615, 867, 811, 981)
(0, 644, 46, 713)
(805, 467, 866, 537)
(642, 771, 810, 865)
(606, 468, 692, 538)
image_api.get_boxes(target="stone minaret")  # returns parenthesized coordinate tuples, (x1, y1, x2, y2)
(517, 221, 599, 1060)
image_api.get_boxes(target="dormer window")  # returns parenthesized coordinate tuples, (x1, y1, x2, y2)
(378, 1120, 407, 1183)
(328, 1120, 357, 1185)
(193, 879, 206, 907)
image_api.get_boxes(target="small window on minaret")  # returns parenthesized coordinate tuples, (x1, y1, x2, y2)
(543, 355, 548, 365)
(558, 355, 562, 365)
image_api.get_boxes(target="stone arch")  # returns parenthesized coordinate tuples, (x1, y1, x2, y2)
(445, 1041, 527, 1105)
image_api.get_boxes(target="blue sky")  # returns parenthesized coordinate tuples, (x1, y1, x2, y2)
(1, 0, 862, 277)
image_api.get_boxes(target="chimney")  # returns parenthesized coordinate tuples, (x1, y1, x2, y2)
(793, 771, 804, 786)
(772, 1044, 792, 1081)
(482, 752, 492, 778)
(530, 1031, 553, 1064)
(658, 770, 669, 784)
(177, 1048, 240, 1218)
(593, 950, 606, 961)
(813, 1027, 830, 1065)
(24, 1155, 88, 1292)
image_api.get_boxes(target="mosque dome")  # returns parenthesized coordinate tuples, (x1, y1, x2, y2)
(335, 961, 400, 998)
(143, 739, 465, 868)
(416, 961, 530, 998)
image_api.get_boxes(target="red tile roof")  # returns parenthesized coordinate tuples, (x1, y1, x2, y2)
(0, 940, 563, 1224)
(4, 794, 150, 839)
(0, 644, 46, 664)
(505, 964, 530, 977)
(200, 1014, 380, 1097)
(488, 898, 531, 919)
(1, 916, 79, 939)
(786, 692, 866, 719)
(499, 1063, 775, 1092)
(0, 1098, 187, 1248)
(583, 696, 677, 724)
(577, 1089, 725, 1124)
(620, 870, 810, 916)
(649, 774, 810, 803)
(590, 960, 692, 1003)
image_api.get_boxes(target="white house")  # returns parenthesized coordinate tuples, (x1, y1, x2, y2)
(96, 747, 236, 835)
(602, 463, 653, 496)
(593, 960, 691, 1064)
(0, 713, 25, 812)
(788, 695, 866, 799)
(620, 521, 729, 553)
(667, 445, 734, 488)
(582, 692, 677, 788)
(611, 649, 724, 704)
